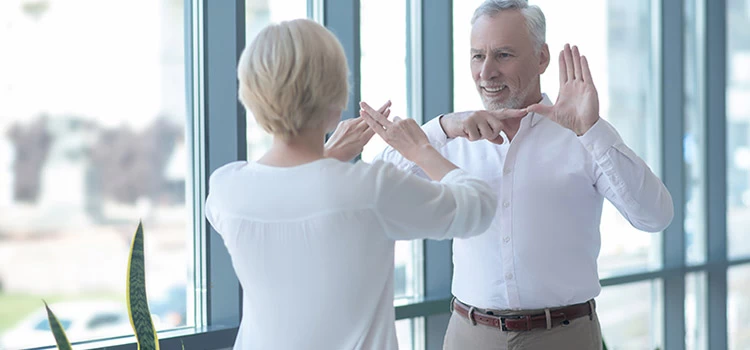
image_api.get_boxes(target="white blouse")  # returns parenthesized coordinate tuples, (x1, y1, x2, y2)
(205, 158, 497, 350)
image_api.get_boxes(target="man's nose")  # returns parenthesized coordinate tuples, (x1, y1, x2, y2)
(480, 59, 499, 81)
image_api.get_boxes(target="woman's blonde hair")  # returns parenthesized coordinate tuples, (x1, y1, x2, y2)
(237, 19, 349, 139)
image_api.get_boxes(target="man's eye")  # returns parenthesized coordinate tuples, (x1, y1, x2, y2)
(498, 53, 511, 58)
(472, 55, 483, 60)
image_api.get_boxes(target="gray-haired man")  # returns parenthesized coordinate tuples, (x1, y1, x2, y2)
(369, 1, 674, 349)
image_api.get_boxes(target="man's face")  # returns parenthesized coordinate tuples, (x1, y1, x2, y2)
(470, 11, 549, 110)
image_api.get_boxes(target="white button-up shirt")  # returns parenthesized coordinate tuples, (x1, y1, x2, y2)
(374, 94, 674, 310)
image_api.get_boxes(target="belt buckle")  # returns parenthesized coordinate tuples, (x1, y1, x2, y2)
(499, 315, 524, 331)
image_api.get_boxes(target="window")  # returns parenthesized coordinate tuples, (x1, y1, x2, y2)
(359, 1, 422, 347)
(533, 0, 662, 276)
(726, 0, 750, 260)
(86, 313, 126, 330)
(684, 0, 708, 265)
(729, 264, 750, 349)
(686, 272, 708, 350)
(452, 0, 484, 112)
(395, 318, 415, 350)
(0, 1, 191, 348)
(359, 0, 423, 303)
(597, 280, 664, 349)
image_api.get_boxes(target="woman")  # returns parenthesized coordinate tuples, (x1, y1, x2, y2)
(205, 18, 501, 350)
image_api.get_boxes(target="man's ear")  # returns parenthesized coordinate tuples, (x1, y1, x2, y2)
(538, 43, 551, 74)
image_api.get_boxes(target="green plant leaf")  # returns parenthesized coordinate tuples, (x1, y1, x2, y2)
(126, 221, 160, 350)
(44, 301, 72, 350)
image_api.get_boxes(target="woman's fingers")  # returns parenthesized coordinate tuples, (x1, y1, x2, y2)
(360, 101, 392, 128)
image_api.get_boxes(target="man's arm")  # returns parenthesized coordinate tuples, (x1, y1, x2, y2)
(528, 43, 673, 230)
(371, 109, 526, 173)
(582, 119, 674, 232)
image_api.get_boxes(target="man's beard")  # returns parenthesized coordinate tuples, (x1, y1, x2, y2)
(482, 94, 523, 110)
(479, 83, 534, 111)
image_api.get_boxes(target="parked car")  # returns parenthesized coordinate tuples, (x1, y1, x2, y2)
(1, 300, 131, 349)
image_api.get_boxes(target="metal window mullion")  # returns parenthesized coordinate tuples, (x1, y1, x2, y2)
(324, 0, 360, 121)
(661, 0, 687, 349)
(202, 0, 246, 327)
(704, 0, 728, 349)
(186, 0, 207, 328)
(420, 0, 453, 348)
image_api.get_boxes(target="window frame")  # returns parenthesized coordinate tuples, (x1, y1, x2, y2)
(27, 0, 750, 349)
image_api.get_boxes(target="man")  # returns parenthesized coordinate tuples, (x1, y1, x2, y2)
(361, 0, 673, 349)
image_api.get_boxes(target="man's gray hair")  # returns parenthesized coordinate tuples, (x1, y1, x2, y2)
(471, 0, 546, 53)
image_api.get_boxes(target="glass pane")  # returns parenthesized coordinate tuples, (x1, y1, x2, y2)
(453, 0, 663, 277)
(452, 0, 483, 111)
(726, 0, 750, 260)
(597, 280, 664, 350)
(395, 318, 414, 350)
(360, 0, 422, 301)
(729, 264, 750, 349)
(684, 0, 708, 265)
(360, 0, 410, 162)
(686, 272, 708, 350)
(245, 0, 308, 161)
(0, 1, 191, 348)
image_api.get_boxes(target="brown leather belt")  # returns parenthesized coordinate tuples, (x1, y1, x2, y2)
(452, 298, 594, 331)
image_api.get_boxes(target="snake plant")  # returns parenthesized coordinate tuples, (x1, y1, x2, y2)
(44, 300, 72, 350)
(45, 221, 161, 349)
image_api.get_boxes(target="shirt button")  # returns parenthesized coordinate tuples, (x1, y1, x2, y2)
(505, 273, 514, 280)
(503, 201, 510, 208)
(503, 167, 512, 175)
(503, 236, 510, 243)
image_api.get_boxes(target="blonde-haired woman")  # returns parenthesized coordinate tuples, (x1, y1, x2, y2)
(205, 18, 506, 350)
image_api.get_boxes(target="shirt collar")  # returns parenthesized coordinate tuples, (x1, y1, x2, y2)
(528, 93, 552, 128)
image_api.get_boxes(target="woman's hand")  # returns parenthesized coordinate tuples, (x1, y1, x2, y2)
(324, 101, 391, 161)
(359, 101, 431, 163)
(360, 101, 459, 181)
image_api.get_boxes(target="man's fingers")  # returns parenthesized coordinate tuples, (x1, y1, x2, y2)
(488, 120, 505, 136)
(490, 108, 528, 120)
(465, 124, 481, 141)
(563, 43, 575, 82)
(526, 103, 553, 116)
(488, 134, 505, 145)
(476, 121, 494, 140)
(558, 50, 567, 85)
(572, 45, 583, 81)
(360, 101, 392, 127)
(581, 56, 594, 85)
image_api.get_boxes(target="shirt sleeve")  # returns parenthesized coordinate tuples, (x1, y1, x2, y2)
(371, 116, 452, 178)
(371, 161, 498, 240)
(579, 118, 674, 232)
(204, 162, 243, 240)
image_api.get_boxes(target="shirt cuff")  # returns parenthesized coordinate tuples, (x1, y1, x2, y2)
(423, 116, 450, 149)
(439, 168, 467, 184)
(577, 118, 623, 159)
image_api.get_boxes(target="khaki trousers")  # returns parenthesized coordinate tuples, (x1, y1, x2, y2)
(443, 305, 603, 350)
